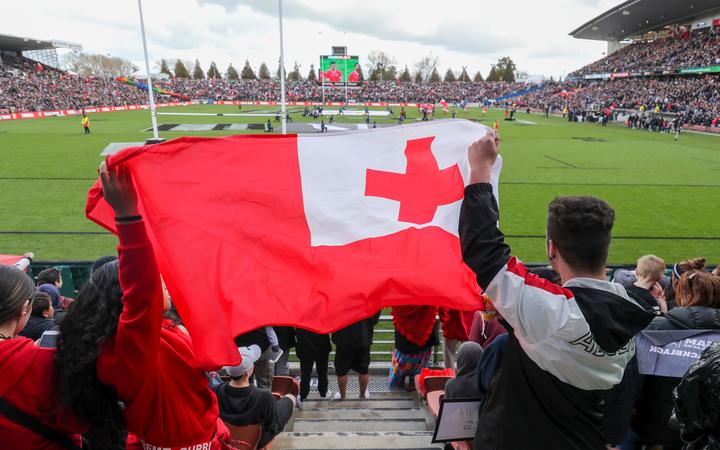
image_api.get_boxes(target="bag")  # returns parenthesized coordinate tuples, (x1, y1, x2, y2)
(0, 398, 82, 450)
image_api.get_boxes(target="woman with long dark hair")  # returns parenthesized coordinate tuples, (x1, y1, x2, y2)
(0, 265, 82, 448)
(55, 162, 229, 449)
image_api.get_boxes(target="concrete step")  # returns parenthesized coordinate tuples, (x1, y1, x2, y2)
(298, 408, 424, 420)
(293, 418, 428, 432)
(273, 431, 442, 449)
(299, 398, 416, 409)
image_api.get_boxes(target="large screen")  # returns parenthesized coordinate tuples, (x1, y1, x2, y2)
(319, 55, 361, 85)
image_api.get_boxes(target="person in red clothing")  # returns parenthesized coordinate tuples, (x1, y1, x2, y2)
(0, 266, 83, 449)
(348, 63, 361, 83)
(325, 62, 342, 83)
(55, 162, 230, 449)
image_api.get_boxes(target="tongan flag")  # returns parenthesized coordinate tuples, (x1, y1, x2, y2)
(86, 120, 502, 366)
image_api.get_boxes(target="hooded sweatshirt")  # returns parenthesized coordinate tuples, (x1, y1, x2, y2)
(459, 184, 655, 450)
(445, 342, 483, 399)
(97, 221, 227, 449)
(0, 338, 82, 449)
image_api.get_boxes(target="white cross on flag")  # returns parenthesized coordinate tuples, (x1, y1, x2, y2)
(87, 119, 502, 365)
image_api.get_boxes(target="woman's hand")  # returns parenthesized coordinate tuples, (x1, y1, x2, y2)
(99, 161, 139, 218)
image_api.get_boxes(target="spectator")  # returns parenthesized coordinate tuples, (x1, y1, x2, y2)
(459, 132, 655, 449)
(17, 292, 55, 341)
(54, 162, 230, 449)
(667, 257, 707, 310)
(295, 329, 331, 404)
(11, 252, 34, 273)
(389, 305, 439, 391)
(235, 327, 274, 390)
(623, 255, 667, 314)
(0, 265, 82, 448)
(273, 326, 295, 376)
(444, 342, 483, 399)
(439, 308, 473, 370)
(476, 333, 509, 407)
(35, 267, 62, 293)
(215, 345, 295, 449)
(672, 342, 720, 449)
(331, 312, 380, 400)
(632, 271, 720, 450)
(36, 284, 68, 325)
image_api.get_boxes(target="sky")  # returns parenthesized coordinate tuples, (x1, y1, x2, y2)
(2, 0, 622, 78)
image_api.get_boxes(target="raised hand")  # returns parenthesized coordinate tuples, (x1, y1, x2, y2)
(99, 161, 139, 219)
(468, 130, 500, 184)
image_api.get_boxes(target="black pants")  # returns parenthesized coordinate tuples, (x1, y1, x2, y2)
(84, 127, 90, 134)
(258, 397, 294, 448)
(299, 353, 329, 400)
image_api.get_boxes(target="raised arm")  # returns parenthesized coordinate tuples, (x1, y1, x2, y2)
(99, 161, 164, 398)
(459, 134, 575, 344)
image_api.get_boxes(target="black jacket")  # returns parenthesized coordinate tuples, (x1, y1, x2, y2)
(633, 306, 720, 447)
(332, 312, 380, 350)
(460, 184, 654, 450)
(294, 329, 331, 360)
(214, 383, 282, 448)
(17, 316, 56, 342)
(274, 326, 296, 350)
(234, 327, 271, 352)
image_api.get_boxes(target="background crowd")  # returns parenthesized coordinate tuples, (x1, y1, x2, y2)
(571, 28, 720, 76)
(2, 26, 719, 130)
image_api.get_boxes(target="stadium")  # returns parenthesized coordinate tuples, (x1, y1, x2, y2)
(1, 0, 719, 449)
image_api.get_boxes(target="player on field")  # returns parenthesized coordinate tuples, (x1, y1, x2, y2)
(81, 114, 90, 134)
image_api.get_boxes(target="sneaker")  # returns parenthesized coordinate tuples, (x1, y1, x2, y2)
(360, 391, 370, 400)
(296, 398, 304, 410)
(333, 392, 344, 400)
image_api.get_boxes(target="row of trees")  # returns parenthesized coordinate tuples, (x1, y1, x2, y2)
(61, 51, 519, 83)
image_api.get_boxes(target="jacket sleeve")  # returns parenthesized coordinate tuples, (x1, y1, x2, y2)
(100, 221, 164, 400)
(460, 183, 576, 344)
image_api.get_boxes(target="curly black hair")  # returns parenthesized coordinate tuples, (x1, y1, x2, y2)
(54, 260, 126, 449)
(547, 195, 615, 273)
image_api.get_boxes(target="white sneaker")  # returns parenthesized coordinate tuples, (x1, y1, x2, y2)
(333, 392, 344, 400)
(360, 391, 370, 400)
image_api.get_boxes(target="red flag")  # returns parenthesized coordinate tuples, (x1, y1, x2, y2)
(86, 121, 502, 366)
(0, 255, 24, 266)
(440, 99, 449, 113)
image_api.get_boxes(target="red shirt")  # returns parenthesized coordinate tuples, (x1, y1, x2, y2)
(348, 71, 360, 83)
(97, 221, 227, 448)
(325, 69, 342, 83)
(0, 339, 83, 449)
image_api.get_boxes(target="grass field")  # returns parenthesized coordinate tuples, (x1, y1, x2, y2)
(1, 104, 718, 265)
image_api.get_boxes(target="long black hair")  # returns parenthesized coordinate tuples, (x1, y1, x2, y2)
(54, 260, 125, 449)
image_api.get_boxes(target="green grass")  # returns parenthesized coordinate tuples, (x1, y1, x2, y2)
(1, 105, 718, 265)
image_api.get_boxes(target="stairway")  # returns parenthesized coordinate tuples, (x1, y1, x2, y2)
(274, 379, 441, 449)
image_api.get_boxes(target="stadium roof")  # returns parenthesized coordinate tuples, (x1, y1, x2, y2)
(0, 33, 81, 52)
(570, 0, 720, 41)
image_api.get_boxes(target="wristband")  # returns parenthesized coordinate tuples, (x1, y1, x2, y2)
(115, 215, 142, 223)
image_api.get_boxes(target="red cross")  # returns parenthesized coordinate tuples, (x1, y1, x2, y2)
(365, 136, 464, 225)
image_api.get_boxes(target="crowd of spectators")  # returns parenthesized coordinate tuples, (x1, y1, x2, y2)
(1, 53, 718, 129)
(521, 75, 720, 127)
(572, 27, 720, 76)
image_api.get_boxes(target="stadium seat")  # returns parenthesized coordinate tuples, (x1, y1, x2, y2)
(427, 391, 443, 417)
(224, 423, 271, 450)
(422, 375, 452, 396)
(271, 376, 299, 397)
